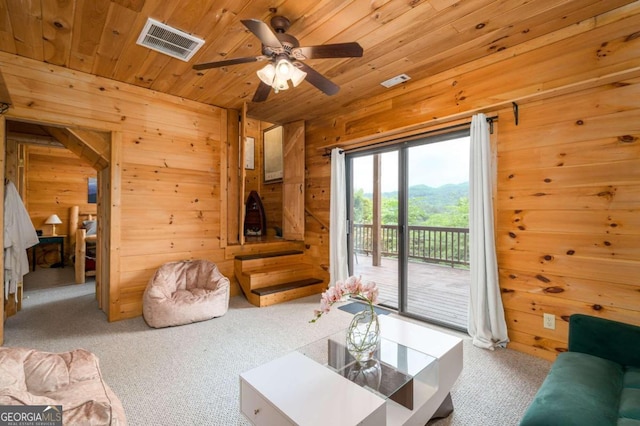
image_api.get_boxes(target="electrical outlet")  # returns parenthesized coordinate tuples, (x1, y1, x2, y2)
(543, 313, 556, 330)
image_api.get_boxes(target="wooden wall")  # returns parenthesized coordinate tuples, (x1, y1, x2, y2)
(496, 81, 640, 360)
(304, 5, 640, 360)
(0, 51, 227, 321)
(24, 145, 97, 263)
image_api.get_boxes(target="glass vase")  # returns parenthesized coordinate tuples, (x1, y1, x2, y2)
(347, 358, 382, 391)
(346, 306, 380, 363)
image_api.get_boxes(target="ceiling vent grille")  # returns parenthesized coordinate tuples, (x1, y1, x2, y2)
(136, 18, 204, 61)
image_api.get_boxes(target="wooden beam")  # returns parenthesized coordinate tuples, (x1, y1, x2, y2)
(6, 131, 62, 146)
(45, 127, 109, 170)
(68, 127, 110, 161)
(227, 108, 240, 245)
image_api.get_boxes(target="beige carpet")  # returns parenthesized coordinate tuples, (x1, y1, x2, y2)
(22, 265, 82, 291)
(3, 283, 550, 425)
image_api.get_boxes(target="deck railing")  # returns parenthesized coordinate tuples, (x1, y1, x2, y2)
(352, 224, 469, 267)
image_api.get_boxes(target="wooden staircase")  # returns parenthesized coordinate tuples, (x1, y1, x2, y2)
(234, 250, 327, 307)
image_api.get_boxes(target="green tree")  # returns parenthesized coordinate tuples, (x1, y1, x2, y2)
(352, 188, 372, 224)
(381, 197, 398, 224)
(426, 197, 469, 227)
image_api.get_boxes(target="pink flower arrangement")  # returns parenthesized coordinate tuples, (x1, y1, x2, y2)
(310, 275, 379, 323)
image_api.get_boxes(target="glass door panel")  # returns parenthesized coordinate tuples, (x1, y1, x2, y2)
(405, 137, 470, 329)
(350, 151, 399, 309)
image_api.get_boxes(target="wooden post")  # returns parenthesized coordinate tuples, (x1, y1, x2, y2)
(372, 154, 382, 266)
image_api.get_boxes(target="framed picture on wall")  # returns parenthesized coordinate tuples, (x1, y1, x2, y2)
(88, 177, 97, 203)
(245, 137, 255, 170)
(263, 125, 283, 183)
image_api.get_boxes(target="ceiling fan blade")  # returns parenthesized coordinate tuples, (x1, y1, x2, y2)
(241, 19, 283, 48)
(296, 62, 340, 96)
(193, 56, 258, 70)
(252, 81, 272, 102)
(293, 42, 363, 60)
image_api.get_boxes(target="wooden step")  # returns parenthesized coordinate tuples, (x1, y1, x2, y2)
(233, 247, 328, 307)
(235, 250, 303, 261)
(251, 278, 324, 296)
(245, 279, 327, 307)
(240, 263, 315, 289)
(234, 250, 305, 273)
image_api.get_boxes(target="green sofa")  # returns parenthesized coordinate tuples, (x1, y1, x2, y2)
(520, 314, 640, 426)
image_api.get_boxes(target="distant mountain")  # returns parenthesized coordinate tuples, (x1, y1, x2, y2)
(364, 182, 469, 211)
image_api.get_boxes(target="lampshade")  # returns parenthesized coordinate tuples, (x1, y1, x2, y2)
(290, 66, 307, 87)
(257, 63, 276, 85)
(45, 214, 62, 236)
(275, 58, 293, 78)
(45, 214, 62, 225)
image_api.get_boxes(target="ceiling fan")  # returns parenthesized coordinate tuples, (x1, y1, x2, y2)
(193, 16, 363, 102)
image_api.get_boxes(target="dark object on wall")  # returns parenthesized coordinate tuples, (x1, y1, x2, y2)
(36, 229, 43, 236)
(244, 191, 266, 237)
(88, 177, 97, 203)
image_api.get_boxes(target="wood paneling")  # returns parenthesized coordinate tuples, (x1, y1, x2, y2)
(282, 120, 305, 240)
(1, 51, 227, 321)
(0, 1, 634, 124)
(1, 2, 639, 359)
(304, 6, 640, 360)
(25, 145, 96, 264)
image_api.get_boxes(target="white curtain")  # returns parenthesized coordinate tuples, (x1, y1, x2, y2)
(468, 114, 509, 350)
(329, 148, 349, 286)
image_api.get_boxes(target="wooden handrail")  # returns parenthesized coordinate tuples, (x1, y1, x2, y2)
(305, 207, 329, 231)
(353, 223, 470, 267)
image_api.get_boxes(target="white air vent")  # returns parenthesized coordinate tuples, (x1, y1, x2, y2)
(136, 18, 204, 61)
(381, 73, 411, 88)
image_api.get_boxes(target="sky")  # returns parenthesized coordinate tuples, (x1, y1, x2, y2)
(352, 136, 470, 193)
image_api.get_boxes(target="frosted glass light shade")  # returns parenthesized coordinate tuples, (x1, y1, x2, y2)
(257, 63, 276, 85)
(275, 58, 293, 78)
(290, 66, 307, 87)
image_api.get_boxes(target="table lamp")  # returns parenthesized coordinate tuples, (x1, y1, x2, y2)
(45, 214, 62, 236)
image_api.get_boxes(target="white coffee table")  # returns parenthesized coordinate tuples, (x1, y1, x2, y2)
(240, 315, 463, 425)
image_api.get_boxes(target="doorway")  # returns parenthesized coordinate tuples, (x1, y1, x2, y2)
(348, 130, 471, 331)
(3, 119, 111, 318)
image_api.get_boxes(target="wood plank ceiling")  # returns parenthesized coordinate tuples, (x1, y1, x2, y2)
(0, 0, 635, 124)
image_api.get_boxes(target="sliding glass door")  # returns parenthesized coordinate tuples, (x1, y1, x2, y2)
(350, 152, 399, 309)
(347, 130, 471, 330)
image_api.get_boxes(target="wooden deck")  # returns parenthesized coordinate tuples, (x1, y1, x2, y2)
(353, 255, 470, 330)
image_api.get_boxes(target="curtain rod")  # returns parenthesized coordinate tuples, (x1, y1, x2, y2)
(322, 115, 498, 157)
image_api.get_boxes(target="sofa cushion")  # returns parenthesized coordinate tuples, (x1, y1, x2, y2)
(0, 347, 127, 426)
(625, 367, 640, 388)
(520, 351, 622, 426)
(617, 420, 640, 426)
(620, 366, 640, 422)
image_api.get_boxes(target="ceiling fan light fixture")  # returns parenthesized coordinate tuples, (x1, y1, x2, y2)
(257, 63, 276, 85)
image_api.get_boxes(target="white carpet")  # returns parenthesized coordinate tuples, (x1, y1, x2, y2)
(3, 284, 550, 425)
